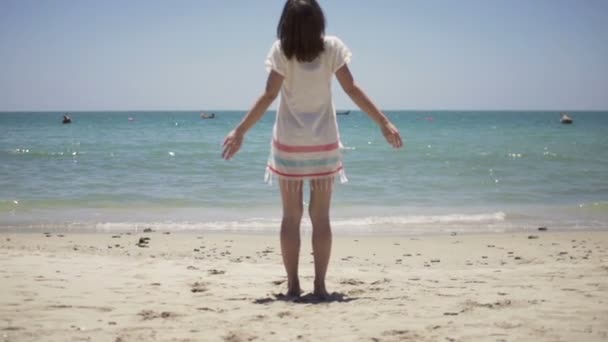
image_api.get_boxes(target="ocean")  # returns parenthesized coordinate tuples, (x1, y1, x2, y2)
(1, 111, 607, 235)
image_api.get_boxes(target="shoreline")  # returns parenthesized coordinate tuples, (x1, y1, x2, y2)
(1, 230, 607, 341)
(0, 219, 608, 238)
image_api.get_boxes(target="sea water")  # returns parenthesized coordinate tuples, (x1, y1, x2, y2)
(1, 111, 607, 234)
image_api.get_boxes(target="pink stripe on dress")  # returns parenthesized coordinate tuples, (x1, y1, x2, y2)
(267, 165, 343, 178)
(273, 139, 339, 153)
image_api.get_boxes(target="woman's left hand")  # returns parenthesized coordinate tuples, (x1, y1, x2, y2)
(222, 130, 244, 160)
(381, 122, 403, 148)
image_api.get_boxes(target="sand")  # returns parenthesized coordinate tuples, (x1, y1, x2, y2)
(1, 230, 607, 341)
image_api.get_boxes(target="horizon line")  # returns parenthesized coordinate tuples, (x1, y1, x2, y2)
(1, 108, 607, 113)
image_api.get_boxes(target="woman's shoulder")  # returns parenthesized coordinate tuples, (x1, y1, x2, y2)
(323, 35, 345, 47)
(270, 39, 282, 51)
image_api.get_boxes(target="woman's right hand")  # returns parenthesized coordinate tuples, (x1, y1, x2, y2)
(381, 121, 403, 148)
(222, 129, 244, 160)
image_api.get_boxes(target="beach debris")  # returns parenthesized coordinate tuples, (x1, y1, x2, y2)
(143, 227, 154, 233)
(208, 269, 225, 275)
(186, 265, 199, 270)
(430, 259, 440, 263)
(538, 227, 548, 231)
(111, 235, 121, 238)
(450, 232, 458, 236)
(136, 237, 150, 248)
(163, 232, 171, 235)
(528, 235, 539, 239)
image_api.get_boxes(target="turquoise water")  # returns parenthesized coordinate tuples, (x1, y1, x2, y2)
(1, 111, 607, 234)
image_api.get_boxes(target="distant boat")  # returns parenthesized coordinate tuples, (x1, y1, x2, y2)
(200, 112, 216, 119)
(62, 115, 72, 124)
(560, 113, 573, 124)
(337, 110, 350, 115)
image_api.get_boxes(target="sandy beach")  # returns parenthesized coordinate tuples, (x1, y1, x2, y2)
(1, 230, 607, 341)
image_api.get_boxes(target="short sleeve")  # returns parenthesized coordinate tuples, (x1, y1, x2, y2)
(265, 40, 287, 76)
(328, 36, 352, 72)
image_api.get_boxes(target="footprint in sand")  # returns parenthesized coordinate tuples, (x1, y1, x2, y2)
(380, 329, 423, 340)
(138, 310, 178, 320)
(47, 304, 113, 312)
(277, 311, 292, 318)
(223, 331, 257, 342)
(340, 279, 365, 286)
(190, 282, 208, 293)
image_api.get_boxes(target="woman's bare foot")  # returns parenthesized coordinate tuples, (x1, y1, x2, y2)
(313, 282, 330, 300)
(286, 288, 302, 297)
(286, 279, 302, 298)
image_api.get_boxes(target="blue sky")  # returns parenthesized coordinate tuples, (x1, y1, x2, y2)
(1, 0, 607, 111)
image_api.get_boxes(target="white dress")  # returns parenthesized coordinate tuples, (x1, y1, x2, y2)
(264, 35, 352, 184)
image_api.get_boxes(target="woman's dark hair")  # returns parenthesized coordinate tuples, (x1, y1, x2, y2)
(277, 0, 326, 62)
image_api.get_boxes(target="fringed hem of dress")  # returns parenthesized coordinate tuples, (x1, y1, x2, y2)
(264, 166, 348, 186)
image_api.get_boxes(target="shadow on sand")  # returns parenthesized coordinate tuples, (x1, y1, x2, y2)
(253, 292, 357, 305)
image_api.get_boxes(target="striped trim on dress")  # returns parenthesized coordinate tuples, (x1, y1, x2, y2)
(265, 139, 346, 183)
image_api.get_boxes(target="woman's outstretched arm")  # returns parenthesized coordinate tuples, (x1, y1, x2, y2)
(335, 64, 403, 148)
(222, 70, 284, 160)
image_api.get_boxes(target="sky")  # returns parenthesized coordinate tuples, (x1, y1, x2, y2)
(0, 0, 607, 111)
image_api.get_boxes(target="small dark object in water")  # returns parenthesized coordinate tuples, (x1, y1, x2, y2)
(200, 112, 215, 119)
(62, 115, 72, 124)
(538, 227, 548, 231)
(560, 113, 573, 124)
(337, 110, 350, 115)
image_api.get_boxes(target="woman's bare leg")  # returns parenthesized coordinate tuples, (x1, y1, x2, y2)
(309, 177, 334, 298)
(279, 178, 303, 296)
